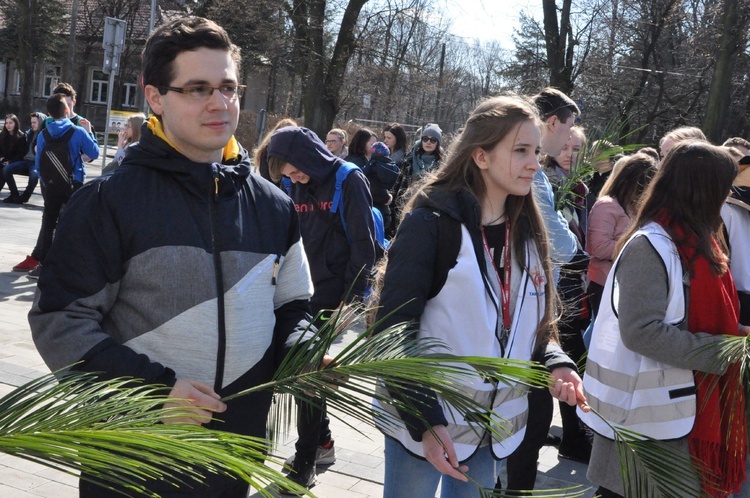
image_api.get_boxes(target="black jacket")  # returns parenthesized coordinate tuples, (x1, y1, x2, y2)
(30, 123, 314, 440)
(268, 127, 376, 309)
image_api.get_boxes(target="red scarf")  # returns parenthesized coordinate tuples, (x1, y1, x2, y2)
(660, 219, 747, 496)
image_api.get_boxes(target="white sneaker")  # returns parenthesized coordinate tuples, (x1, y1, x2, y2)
(284, 440, 336, 467)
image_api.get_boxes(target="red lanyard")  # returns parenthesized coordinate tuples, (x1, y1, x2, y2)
(481, 222, 511, 330)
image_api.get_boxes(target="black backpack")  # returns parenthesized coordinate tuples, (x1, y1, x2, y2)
(39, 127, 76, 197)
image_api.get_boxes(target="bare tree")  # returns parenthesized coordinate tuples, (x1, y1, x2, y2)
(702, 0, 749, 142)
(283, 0, 370, 138)
(0, 0, 66, 121)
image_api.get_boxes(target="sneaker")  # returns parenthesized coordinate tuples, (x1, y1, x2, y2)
(558, 437, 592, 464)
(284, 440, 336, 467)
(545, 433, 562, 447)
(27, 265, 42, 279)
(13, 255, 40, 272)
(2, 195, 22, 204)
(280, 457, 316, 495)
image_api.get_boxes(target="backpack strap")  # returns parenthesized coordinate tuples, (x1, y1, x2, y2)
(727, 196, 750, 212)
(330, 163, 360, 214)
(43, 127, 76, 143)
(427, 210, 461, 299)
(330, 163, 361, 243)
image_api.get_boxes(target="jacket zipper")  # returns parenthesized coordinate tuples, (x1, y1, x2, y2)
(210, 173, 227, 393)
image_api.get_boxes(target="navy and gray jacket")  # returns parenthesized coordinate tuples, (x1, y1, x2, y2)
(29, 124, 315, 439)
(268, 127, 376, 309)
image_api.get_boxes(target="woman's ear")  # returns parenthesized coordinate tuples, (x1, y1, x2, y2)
(472, 147, 489, 171)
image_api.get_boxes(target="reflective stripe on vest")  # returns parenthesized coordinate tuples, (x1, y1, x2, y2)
(579, 223, 696, 440)
(373, 225, 545, 461)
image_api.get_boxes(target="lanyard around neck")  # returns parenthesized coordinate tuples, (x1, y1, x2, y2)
(481, 222, 511, 330)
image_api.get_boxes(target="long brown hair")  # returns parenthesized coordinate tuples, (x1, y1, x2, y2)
(617, 141, 737, 275)
(375, 95, 558, 349)
(599, 152, 657, 215)
(126, 113, 147, 146)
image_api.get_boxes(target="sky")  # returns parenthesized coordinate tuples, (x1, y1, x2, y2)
(439, 0, 544, 49)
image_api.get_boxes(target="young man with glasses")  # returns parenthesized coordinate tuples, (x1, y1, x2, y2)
(29, 16, 315, 498)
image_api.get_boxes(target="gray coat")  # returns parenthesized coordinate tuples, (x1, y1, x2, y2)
(586, 235, 729, 495)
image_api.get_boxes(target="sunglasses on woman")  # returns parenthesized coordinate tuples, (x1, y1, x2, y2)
(421, 136, 438, 144)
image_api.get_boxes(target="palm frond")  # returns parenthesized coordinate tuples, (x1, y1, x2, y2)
(223, 310, 553, 448)
(586, 406, 704, 498)
(553, 121, 646, 212)
(0, 371, 311, 497)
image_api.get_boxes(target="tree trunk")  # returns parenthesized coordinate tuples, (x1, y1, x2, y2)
(702, 0, 745, 142)
(542, 0, 574, 93)
(290, 0, 369, 138)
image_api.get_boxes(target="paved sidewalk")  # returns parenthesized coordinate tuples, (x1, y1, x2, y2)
(0, 161, 596, 497)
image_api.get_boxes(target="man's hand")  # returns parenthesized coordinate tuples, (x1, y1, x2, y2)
(163, 378, 227, 425)
(422, 425, 468, 481)
(549, 366, 590, 412)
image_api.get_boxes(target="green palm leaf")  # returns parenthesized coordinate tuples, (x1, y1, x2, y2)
(0, 371, 310, 497)
(223, 306, 553, 445)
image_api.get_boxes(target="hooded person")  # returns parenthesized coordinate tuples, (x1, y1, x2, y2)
(267, 126, 377, 313)
(266, 126, 378, 490)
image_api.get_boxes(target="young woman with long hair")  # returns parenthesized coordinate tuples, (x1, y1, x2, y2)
(586, 152, 657, 315)
(345, 128, 377, 168)
(581, 141, 747, 497)
(103, 113, 147, 176)
(383, 122, 408, 165)
(0, 114, 26, 193)
(371, 95, 587, 498)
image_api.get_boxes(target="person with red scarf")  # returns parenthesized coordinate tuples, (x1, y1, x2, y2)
(582, 140, 748, 497)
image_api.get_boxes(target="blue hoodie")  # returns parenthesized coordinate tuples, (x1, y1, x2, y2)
(268, 127, 376, 309)
(35, 118, 99, 184)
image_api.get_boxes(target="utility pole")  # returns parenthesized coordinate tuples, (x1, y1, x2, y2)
(101, 17, 127, 169)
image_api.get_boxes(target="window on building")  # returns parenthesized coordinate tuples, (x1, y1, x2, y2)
(0, 62, 6, 95)
(12, 69, 21, 95)
(90, 70, 108, 104)
(42, 65, 61, 97)
(123, 83, 138, 108)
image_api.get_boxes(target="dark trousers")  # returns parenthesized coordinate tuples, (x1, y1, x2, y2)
(31, 183, 80, 263)
(588, 280, 605, 318)
(294, 399, 332, 461)
(3, 159, 37, 200)
(504, 387, 553, 490)
(293, 305, 335, 462)
(80, 471, 249, 498)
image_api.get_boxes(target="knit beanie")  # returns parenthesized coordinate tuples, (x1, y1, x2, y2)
(422, 123, 442, 144)
(370, 141, 390, 158)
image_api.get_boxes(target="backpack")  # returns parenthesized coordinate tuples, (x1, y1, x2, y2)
(330, 163, 388, 258)
(39, 127, 76, 197)
(363, 156, 400, 191)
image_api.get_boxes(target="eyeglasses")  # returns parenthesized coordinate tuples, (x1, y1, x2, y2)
(158, 84, 247, 101)
(421, 136, 438, 144)
(325, 139, 342, 144)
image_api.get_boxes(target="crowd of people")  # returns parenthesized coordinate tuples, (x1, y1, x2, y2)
(5, 13, 750, 498)
(254, 89, 750, 496)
